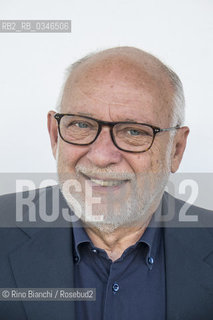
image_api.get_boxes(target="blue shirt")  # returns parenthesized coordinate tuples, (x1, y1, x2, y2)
(73, 214, 166, 320)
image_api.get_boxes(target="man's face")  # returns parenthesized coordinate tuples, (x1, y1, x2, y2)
(48, 57, 188, 232)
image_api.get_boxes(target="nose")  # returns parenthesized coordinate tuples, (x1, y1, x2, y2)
(86, 127, 123, 168)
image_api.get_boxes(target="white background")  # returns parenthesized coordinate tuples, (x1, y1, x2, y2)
(0, 0, 212, 173)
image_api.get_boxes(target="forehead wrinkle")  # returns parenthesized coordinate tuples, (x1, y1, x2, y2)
(62, 82, 155, 113)
(67, 67, 158, 102)
(61, 85, 104, 111)
(70, 70, 171, 111)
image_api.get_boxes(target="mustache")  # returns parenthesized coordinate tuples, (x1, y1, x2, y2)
(75, 164, 135, 181)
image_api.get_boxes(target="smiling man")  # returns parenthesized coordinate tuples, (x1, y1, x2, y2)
(1, 47, 213, 320)
(48, 48, 186, 235)
(48, 47, 188, 239)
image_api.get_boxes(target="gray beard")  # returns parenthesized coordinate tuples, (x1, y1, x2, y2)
(57, 134, 173, 233)
(58, 170, 170, 233)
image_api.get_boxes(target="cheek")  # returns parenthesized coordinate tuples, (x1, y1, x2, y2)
(128, 152, 152, 174)
(57, 143, 88, 173)
(150, 143, 170, 173)
(130, 144, 168, 174)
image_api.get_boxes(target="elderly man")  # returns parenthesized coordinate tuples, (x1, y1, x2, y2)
(0, 47, 213, 320)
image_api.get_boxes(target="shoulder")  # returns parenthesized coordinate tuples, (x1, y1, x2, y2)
(0, 186, 61, 218)
(162, 193, 213, 257)
(162, 192, 213, 228)
(0, 186, 72, 242)
(0, 187, 60, 251)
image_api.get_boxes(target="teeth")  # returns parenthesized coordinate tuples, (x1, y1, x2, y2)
(90, 178, 124, 187)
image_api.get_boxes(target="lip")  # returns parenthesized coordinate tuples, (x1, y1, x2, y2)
(80, 172, 127, 181)
(80, 172, 129, 192)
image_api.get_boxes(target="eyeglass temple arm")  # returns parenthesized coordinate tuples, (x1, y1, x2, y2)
(158, 126, 180, 133)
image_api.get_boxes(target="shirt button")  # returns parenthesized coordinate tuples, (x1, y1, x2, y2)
(92, 249, 97, 253)
(74, 256, 79, 263)
(148, 256, 154, 265)
(112, 283, 119, 293)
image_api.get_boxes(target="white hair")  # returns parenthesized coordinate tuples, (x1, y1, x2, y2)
(163, 65, 185, 126)
(56, 48, 185, 127)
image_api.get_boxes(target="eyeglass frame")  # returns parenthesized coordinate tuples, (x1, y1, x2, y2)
(54, 112, 180, 153)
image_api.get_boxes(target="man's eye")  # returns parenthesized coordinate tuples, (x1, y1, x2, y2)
(75, 122, 89, 128)
(67, 121, 90, 129)
(128, 129, 141, 136)
(127, 128, 151, 136)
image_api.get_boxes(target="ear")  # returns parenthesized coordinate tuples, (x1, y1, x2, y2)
(171, 126, 190, 173)
(47, 111, 58, 159)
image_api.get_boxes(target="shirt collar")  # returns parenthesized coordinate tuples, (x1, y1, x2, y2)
(72, 218, 92, 264)
(72, 200, 163, 267)
(138, 201, 163, 257)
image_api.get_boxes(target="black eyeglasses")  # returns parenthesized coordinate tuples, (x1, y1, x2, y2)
(54, 113, 180, 153)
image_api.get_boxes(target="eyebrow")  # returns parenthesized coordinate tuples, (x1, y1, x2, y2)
(76, 112, 94, 117)
(76, 112, 138, 122)
(124, 118, 138, 122)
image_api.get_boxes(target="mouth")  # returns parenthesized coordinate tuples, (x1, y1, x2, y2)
(80, 173, 129, 188)
(89, 178, 125, 187)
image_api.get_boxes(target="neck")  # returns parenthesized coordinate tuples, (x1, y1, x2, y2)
(84, 217, 152, 261)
